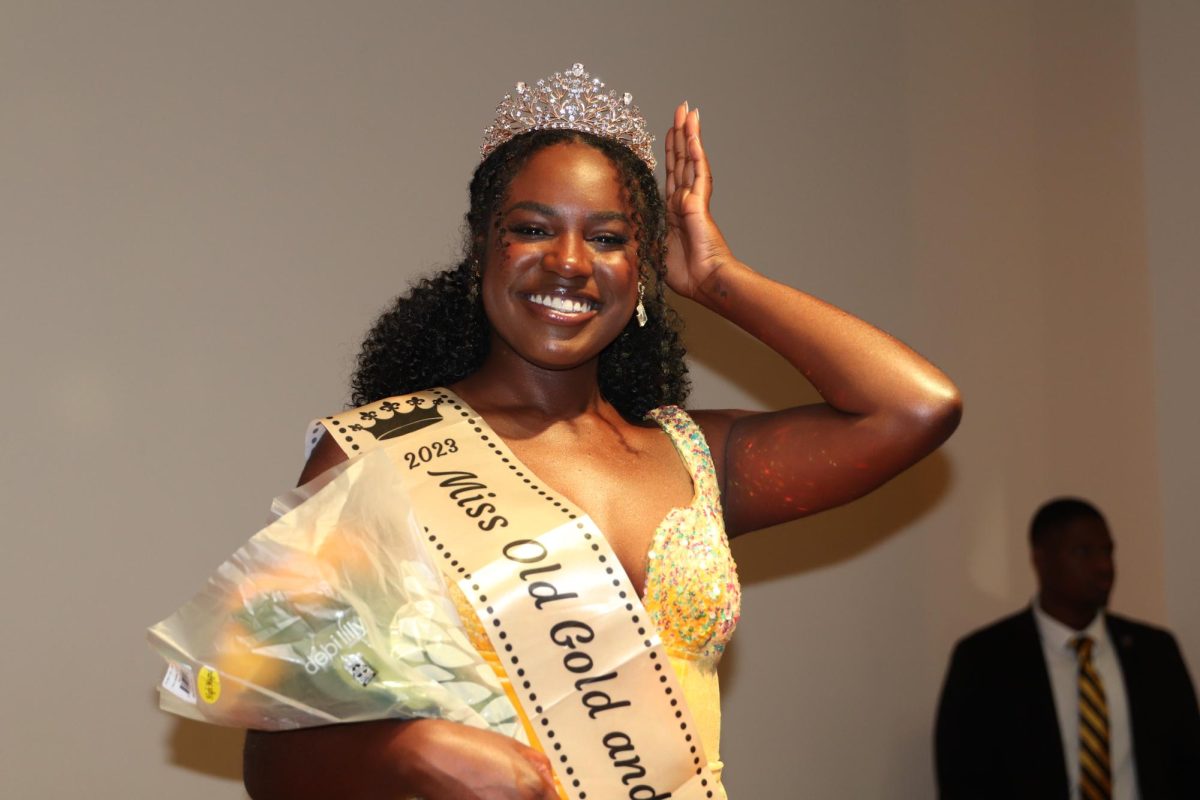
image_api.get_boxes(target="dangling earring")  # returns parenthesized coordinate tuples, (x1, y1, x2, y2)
(635, 280, 648, 327)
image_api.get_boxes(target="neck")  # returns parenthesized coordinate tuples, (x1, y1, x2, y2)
(1038, 596, 1102, 632)
(452, 347, 609, 421)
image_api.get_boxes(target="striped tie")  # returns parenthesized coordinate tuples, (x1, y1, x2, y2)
(1072, 636, 1111, 800)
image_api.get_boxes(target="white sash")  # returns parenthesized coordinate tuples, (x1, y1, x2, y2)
(311, 388, 718, 800)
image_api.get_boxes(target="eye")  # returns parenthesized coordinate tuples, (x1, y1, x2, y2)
(590, 232, 629, 248)
(510, 223, 551, 238)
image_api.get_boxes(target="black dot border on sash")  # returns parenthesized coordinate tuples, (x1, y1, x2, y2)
(422, 527, 466, 576)
(432, 389, 710, 798)
(422, 523, 582, 793)
(323, 416, 362, 452)
(426, 390, 591, 796)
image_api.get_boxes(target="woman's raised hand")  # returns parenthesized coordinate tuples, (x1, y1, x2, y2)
(663, 101, 733, 300)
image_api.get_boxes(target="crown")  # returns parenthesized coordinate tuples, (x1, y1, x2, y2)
(481, 63, 656, 170)
(348, 397, 444, 441)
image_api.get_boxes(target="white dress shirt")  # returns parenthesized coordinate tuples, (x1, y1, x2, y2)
(1033, 600, 1140, 800)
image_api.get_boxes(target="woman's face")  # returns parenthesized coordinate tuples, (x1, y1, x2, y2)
(481, 142, 639, 371)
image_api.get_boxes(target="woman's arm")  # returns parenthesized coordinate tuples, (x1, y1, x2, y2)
(244, 717, 557, 800)
(662, 104, 962, 536)
(242, 434, 558, 800)
(244, 719, 412, 799)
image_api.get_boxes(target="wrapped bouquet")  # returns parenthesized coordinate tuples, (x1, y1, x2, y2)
(147, 448, 521, 736)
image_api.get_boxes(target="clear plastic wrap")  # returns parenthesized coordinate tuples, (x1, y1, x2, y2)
(147, 449, 519, 734)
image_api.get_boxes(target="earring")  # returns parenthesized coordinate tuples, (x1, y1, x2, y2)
(635, 281, 648, 327)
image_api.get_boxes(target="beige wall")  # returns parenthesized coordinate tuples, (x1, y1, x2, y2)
(1, 1, 1191, 797)
(1137, 0, 1200, 695)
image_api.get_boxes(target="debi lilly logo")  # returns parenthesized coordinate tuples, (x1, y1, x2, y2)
(304, 615, 368, 674)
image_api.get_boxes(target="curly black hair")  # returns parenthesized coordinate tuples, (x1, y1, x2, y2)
(350, 129, 690, 420)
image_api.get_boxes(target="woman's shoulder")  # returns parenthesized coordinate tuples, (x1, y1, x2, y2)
(648, 406, 753, 498)
(298, 430, 349, 485)
(655, 406, 749, 450)
(303, 389, 450, 483)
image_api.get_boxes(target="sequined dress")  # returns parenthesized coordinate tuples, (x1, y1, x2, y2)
(449, 405, 741, 798)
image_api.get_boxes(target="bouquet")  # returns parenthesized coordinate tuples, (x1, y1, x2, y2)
(147, 448, 521, 736)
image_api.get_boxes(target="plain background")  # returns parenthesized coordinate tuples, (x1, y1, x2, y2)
(2, 1, 1196, 797)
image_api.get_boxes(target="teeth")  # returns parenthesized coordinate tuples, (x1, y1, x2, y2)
(529, 294, 594, 313)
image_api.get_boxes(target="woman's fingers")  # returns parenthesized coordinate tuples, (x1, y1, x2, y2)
(682, 107, 701, 189)
(688, 121, 711, 206)
(399, 719, 568, 800)
(520, 747, 560, 799)
(664, 124, 676, 199)
(666, 102, 714, 217)
(668, 105, 704, 193)
(673, 102, 689, 194)
(665, 102, 690, 214)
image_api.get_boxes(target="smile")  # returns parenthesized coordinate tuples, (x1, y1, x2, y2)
(525, 293, 598, 314)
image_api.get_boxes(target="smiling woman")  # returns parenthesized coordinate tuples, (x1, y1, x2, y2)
(479, 144, 641, 372)
(240, 63, 962, 800)
(348, 124, 686, 426)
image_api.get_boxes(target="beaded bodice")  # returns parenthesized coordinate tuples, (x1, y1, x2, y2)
(451, 405, 740, 664)
(641, 405, 741, 662)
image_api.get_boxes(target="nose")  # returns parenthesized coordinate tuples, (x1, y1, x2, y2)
(542, 232, 590, 278)
(1092, 551, 1115, 583)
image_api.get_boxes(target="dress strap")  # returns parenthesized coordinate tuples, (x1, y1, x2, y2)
(644, 405, 723, 516)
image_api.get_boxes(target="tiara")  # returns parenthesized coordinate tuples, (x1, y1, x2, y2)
(480, 63, 656, 170)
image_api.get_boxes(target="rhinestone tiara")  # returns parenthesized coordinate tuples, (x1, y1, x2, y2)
(481, 63, 656, 170)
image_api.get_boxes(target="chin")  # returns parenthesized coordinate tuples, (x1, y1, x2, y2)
(487, 329, 604, 372)
(520, 337, 612, 371)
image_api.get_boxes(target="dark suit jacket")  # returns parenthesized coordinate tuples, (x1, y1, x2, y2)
(934, 609, 1200, 799)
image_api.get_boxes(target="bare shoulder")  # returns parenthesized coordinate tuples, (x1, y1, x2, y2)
(297, 430, 349, 486)
(683, 408, 754, 485)
(686, 407, 744, 445)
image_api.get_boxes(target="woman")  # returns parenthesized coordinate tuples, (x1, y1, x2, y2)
(244, 65, 961, 800)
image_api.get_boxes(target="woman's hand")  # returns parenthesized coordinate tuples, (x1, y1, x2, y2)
(396, 719, 560, 800)
(663, 102, 734, 300)
(244, 718, 560, 800)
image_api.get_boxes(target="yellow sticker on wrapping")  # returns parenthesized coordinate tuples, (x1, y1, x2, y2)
(197, 666, 221, 704)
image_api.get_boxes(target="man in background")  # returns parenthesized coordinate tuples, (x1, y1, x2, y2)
(935, 497, 1200, 799)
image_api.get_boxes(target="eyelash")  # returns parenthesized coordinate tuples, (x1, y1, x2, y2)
(592, 233, 629, 247)
(510, 225, 628, 248)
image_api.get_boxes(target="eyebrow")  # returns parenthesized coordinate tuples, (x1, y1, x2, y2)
(504, 201, 629, 224)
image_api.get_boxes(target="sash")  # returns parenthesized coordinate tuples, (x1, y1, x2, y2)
(311, 389, 718, 800)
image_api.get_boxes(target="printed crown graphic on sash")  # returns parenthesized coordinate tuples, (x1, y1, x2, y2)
(348, 397, 445, 441)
